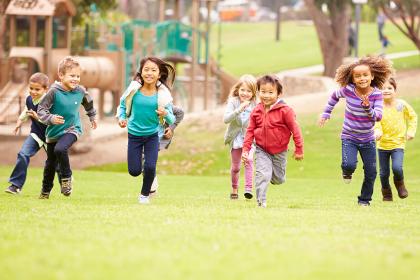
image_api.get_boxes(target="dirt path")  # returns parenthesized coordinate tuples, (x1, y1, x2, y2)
(1, 69, 419, 170)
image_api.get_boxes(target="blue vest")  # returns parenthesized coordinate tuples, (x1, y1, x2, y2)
(26, 96, 47, 142)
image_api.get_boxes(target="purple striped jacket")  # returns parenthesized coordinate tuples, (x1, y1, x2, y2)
(321, 84, 383, 143)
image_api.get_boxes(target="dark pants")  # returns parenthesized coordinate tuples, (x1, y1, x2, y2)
(42, 133, 77, 193)
(378, 148, 404, 188)
(127, 133, 159, 196)
(341, 139, 377, 203)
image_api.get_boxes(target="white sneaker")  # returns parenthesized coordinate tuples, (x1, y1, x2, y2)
(138, 195, 150, 204)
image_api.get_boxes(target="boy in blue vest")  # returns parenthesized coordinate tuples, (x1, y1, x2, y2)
(37, 56, 97, 198)
(5, 73, 50, 194)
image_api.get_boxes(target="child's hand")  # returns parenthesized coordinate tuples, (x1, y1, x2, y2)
(360, 95, 370, 107)
(293, 153, 304, 161)
(118, 119, 127, 128)
(241, 151, 249, 166)
(51, 115, 65, 125)
(13, 126, 20, 135)
(239, 101, 250, 112)
(163, 127, 173, 139)
(27, 109, 38, 120)
(407, 133, 415, 141)
(318, 116, 328, 127)
(375, 131, 382, 140)
(156, 106, 168, 117)
(91, 120, 97, 129)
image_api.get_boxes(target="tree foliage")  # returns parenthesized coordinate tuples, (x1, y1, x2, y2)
(72, 0, 118, 26)
(371, 0, 420, 50)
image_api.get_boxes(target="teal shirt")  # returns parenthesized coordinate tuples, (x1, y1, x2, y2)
(46, 88, 84, 141)
(38, 83, 96, 142)
(127, 90, 175, 136)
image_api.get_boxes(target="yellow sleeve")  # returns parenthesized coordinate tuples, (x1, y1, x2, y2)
(403, 101, 417, 137)
(374, 119, 383, 135)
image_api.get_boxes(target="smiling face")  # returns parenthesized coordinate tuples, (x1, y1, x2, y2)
(259, 82, 279, 108)
(28, 82, 47, 100)
(352, 64, 374, 90)
(238, 84, 253, 102)
(382, 80, 396, 101)
(141, 60, 160, 86)
(59, 66, 81, 91)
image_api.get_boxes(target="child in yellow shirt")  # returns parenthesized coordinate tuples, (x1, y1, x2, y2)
(375, 77, 417, 201)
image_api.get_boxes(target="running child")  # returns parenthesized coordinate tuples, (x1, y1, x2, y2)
(117, 56, 175, 204)
(318, 55, 393, 206)
(5, 73, 49, 194)
(375, 77, 417, 201)
(37, 56, 97, 198)
(224, 74, 257, 200)
(242, 75, 304, 207)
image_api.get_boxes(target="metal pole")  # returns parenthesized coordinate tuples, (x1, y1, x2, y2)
(354, 3, 361, 58)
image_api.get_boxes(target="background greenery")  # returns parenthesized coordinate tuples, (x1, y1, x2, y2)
(210, 21, 419, 76)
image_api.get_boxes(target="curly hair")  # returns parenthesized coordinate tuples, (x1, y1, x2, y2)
(133, 56, 176, 89)
(58, 56, 80, 75)
(228, 74, 257, 101)
(257, 74, 283, 94)
(335, 55, 393, 89)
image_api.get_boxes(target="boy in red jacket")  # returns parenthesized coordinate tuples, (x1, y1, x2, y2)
(242, 75, 304, 207)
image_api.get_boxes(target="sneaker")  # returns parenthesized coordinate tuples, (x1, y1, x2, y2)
(39, 192, 50, 199)
(244, 191, 253, 200)
(5, 185, 21, 195)
(343, 174, 352, 184)
(358, 201, 370, 207)
(261, 202, 267, 208)
(138, 195, 150, 204)
(60, 178, 72, 197)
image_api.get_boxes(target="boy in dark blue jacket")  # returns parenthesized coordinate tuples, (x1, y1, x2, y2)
(5, 73, 50, 194)
(37, 56, 97, 198)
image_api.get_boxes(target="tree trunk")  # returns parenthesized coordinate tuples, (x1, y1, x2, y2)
(0, 0, 11, 59)
(304, 0, 351, 77)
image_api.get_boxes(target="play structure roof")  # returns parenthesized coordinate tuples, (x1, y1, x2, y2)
(6, 0, 76, 17)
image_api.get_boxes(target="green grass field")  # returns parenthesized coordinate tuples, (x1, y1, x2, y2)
(1, 97, 420, 279)
(210, 21, 420, 76)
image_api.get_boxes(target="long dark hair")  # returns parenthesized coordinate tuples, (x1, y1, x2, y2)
(133, 56, 176, 89)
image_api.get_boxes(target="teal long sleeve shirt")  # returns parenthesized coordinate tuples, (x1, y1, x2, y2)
(119, 90, 175, 136)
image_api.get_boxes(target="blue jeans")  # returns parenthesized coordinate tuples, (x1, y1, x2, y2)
(378, 148, 404, 188)
(42, 133, 77, 193)
(127, 133, 159, 196)
(9, 136, 43, 188)
(341, 139, 377, 203)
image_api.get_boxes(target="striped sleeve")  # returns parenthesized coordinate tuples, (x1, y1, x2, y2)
(321, 88, 345, 119)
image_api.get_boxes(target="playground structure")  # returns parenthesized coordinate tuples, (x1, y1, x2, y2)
(0, 0, 236, 125)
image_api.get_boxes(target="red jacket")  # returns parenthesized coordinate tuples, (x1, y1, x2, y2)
(243, 101, 304, 155)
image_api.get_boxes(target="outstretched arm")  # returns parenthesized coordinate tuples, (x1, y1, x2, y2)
(318, 89, 344, 126)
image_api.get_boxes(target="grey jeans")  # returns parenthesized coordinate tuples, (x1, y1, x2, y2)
(255, 146, 287, 203)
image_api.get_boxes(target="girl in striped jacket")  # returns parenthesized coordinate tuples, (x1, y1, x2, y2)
(318, 56, 393, 206)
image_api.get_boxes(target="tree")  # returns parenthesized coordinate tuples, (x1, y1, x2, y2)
(372, 0, 420, 50)
(303, 0, 352, 77)
(0, 0, 11, 59)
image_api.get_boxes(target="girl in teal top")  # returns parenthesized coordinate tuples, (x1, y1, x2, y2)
(118, 56, 175, 204)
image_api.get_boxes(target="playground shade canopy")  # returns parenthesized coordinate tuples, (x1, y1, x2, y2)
(6, 0, 76, 16)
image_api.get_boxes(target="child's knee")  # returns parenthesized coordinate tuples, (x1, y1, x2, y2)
(342, 162, 357, 173)
(128, 167, 142, 177)
(271, 176, 285, 185)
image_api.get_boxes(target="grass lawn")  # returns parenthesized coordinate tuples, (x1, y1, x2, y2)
(1, 97, 420, 279)
(210, 21, 419, 76)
